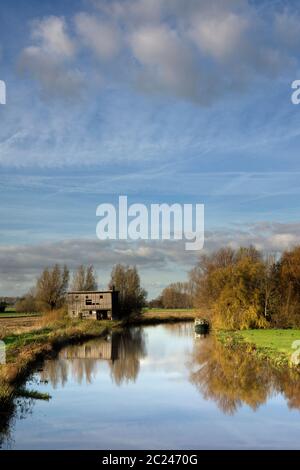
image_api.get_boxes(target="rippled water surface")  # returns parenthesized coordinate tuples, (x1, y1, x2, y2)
(1, 323, 300, 449)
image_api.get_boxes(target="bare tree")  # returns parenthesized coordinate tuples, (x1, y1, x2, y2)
(36, 264, 69, 311)
(71, 265, 97, 291)
(160, 282, 193, 308)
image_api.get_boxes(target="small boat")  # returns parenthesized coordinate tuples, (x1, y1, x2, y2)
(194, 318, 210, 334)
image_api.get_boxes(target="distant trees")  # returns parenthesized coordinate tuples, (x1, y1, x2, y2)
(35, 264, 69, 311)
(109, 264, 147, 317)
(157, 282, 193, 309)
(15, 288, 38, 313)
(71, 265, 97, 291)
(148, 297, 164, 309)
(0, 301, 7, 313)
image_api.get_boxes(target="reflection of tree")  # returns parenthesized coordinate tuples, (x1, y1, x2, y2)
(162, 322, 194, 338)
(41, 328, 146, 387)
(0, 397, 34, 449)
(109, 328, 146, 385)
(276, 369, 300, 410)
(189, 336, 300, 415)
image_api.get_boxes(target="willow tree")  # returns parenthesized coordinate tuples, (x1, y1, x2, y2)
(190, 246, 270, 329)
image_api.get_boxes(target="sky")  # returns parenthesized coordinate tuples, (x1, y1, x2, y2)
(1, 0, 300, 298)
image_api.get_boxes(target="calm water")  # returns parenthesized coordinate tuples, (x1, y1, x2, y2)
(1, 322, 300, 449)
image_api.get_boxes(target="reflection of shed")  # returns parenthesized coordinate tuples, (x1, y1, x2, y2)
(60, 335, 120, 362)
(67, 289, 119, 320)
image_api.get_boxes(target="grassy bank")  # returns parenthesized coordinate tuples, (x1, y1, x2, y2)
(0, 317, 119, 407)
(218, 329, 300, 366)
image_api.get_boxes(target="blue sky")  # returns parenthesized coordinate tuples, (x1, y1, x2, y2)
(1, 0, 300, 297)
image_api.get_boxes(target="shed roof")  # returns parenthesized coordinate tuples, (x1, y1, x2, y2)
(67, 290, 117, 294)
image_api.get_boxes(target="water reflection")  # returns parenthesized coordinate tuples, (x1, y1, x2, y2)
(41, 328, 146, 387)
(162, 322, 194, 337)
(0, 397, 35, 449)
(2, 324, 300, 449)
(189, 335, 300, 415)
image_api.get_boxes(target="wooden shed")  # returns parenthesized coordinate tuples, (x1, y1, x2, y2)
(67, 289, 119, 320)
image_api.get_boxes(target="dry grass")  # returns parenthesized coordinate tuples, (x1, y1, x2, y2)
(37, 307, 66, 327)
(0, 316, 40, 338)
(132, 308, 199, 325)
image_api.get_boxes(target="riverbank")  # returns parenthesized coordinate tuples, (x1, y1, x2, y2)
(217, 329, 300, 367)
(0, 317, 119, 407)
(0, 310, 197, 406)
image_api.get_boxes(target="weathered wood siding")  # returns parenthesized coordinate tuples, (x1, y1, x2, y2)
(67, 291, 119, 320)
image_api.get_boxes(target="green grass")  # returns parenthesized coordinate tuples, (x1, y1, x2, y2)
(0, 309, 40, 318)
(3, 328, 53, 349)
(239, 329, 300, 356)
(218, 329, 300, 364)
(17, 388, 51, 401)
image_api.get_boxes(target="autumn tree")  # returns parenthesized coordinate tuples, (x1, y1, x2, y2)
(36, 264, 69, 311)
(160, 282, 192, 308)
(189, 246, 271, 329)
(109, 264, 147, 317)
(71, 265, 97, 291)
(277, 246, 300, 327)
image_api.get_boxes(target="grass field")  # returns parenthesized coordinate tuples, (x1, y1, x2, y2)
(218, 329, 300, 364)
(0, 316, 41, 337)
(0, 307, 40, 319)
(0, 311, 40, 318)
(239, 329, 300, 356)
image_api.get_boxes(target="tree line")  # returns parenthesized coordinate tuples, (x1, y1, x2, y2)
(16, 264, 147, 317)
(150, 245, 300, 329)
(148, 282, 193, 309)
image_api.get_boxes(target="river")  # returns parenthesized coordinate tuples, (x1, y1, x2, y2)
(1, 322, 300, 449)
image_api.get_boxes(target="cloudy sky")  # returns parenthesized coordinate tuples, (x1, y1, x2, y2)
(1, 0, 300, 297)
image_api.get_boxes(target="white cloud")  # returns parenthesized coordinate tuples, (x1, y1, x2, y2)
(17, 1, 300, 104)
(31, 16, 76, 59)
(19, 16, 83, 98)
(189, 11, 249, 61)
(129, 24, 200, 100)
(75, 13, 120, 60)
